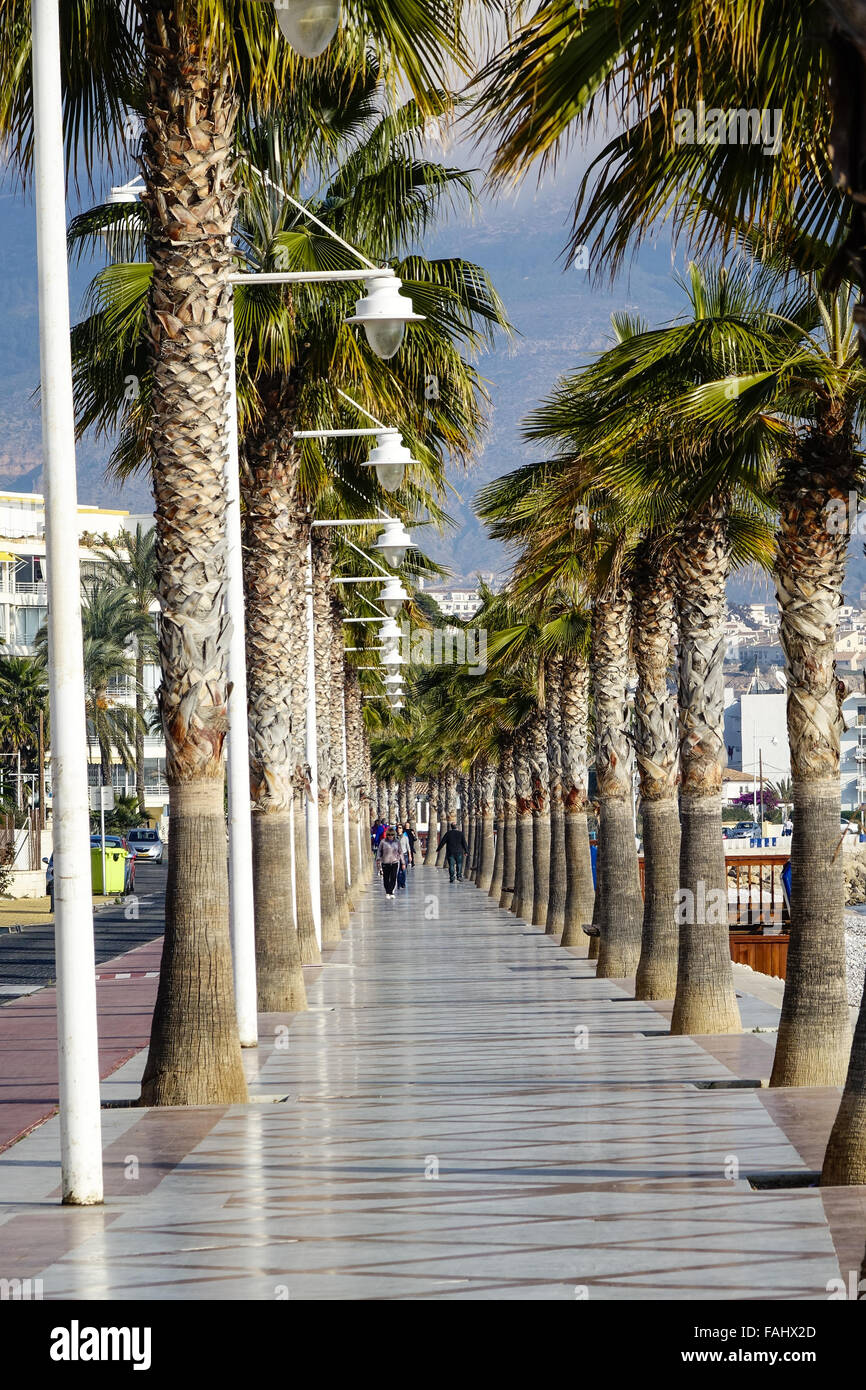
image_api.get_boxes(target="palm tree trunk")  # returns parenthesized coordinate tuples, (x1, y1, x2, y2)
(529, 704, 551, 927)
(545, 655, 566, 935)
(423, 777, 436, 863)
(560, 653, 595, 948)
(498, 742, 517, 910)
(773, 431, 853, 1091)
(512, 738, 534, 919)
(594, 582, 643, 978)
(329, 600, 350, 929)
(287, 509, 319, 965)
(488, 754, 505, 900)
(670, 512, 740, 1035)
(464, 768, 475, 879)
(344, 668, 364, 900)
(632, 547, 681, 1000)
(477, 761, 496, 891)
(312, 532, 340, 944)
(424, 776, 438, 863)
(241, 393, 306, 1011)
(139, 8, 247, 1106)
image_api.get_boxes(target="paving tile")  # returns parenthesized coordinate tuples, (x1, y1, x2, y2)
(0, 864, 863, 1299)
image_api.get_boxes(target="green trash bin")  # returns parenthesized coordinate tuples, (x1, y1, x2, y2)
(90, 845, 127, 895)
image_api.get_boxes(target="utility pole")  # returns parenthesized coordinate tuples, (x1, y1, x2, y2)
(759, 749, 764, 841)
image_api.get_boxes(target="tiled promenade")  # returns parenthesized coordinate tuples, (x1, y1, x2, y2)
(1, 865, 865, 1299)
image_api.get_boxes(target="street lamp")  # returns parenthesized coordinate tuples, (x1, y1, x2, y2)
(345, 273, 425, 360)
(106, 176, 145, 205)
(375, 519, 413, 567)
(294, 425, 417, 493)
(363, 431, 418, 492)
(378, 577, 409, 617)
(271, 0, 341, 57)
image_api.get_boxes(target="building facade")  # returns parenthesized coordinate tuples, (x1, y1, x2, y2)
(0, 490, 167, 810)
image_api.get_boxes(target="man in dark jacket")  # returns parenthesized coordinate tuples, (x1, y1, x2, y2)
(436, 822, 469, 882)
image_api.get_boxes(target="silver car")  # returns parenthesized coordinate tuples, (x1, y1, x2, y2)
(126, 827, 164, 864)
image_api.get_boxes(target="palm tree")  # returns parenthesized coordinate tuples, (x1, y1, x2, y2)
(96, 525, 157, 816)
(37, 581, 151, 794)
(0, 656, 48, 810)
(1, 0, 493, 1107)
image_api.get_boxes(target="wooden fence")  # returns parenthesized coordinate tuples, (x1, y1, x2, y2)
(638, 850, 791, 978)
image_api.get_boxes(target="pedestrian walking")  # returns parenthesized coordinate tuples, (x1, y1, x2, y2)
(372, 820, 387, 852)
(436, 821, 469, 882)
(405, 823, 417, 865)
(376, 826, 405, 899)
(396, 824, 411, 889)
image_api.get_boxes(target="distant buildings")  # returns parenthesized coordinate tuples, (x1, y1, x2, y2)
(424, 573, 501, 618)
(0, 490, 166, 809)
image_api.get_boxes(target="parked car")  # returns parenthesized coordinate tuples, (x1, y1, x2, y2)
(126, 827, 164, 864)
(723, 826, 751, 840)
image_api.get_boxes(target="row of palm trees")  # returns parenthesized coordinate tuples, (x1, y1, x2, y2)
(376, 257, 866, 1190)
(0, 2, 509, 1106)
(4, 1, 866, 1192)
(464, 0, 866, 1187)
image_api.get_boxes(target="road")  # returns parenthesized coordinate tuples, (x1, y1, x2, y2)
(0, 859, 166, 1000)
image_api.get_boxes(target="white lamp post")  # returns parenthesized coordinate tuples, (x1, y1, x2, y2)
(272, 0, 341, 57)
(31, 0, 103, 1205)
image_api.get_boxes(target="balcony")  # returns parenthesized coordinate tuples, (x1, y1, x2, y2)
(0, 579, 48, 597)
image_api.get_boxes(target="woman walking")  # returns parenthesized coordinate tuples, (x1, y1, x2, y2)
(376, 827, 405, 900)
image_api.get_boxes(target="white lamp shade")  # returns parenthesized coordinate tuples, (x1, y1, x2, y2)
(361, 432, 417, 494)
(381, 647, 404, 668)
(378, 618, 401, 645)
(274, 0, 340, 57)
(345, 273, 424, 360)
(375, 519, 413, 568)
(378, 577, 409, 618)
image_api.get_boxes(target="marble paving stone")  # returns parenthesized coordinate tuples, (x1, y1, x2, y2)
(0, 864, 864, 1299)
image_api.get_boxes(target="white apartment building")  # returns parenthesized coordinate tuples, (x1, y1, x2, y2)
(0, 490, 167, 809)
(841, 691, 866, 813)
(426, 585, 483, 618)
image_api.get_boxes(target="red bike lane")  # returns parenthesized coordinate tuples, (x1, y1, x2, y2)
(0, 935, 162, 1153)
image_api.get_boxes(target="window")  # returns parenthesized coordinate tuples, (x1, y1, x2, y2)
(14, 606, 46, 645)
